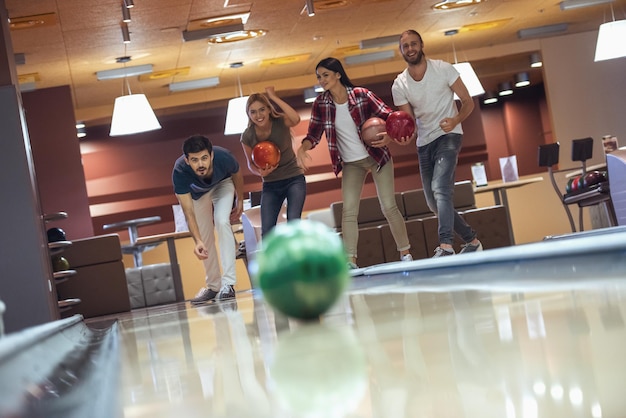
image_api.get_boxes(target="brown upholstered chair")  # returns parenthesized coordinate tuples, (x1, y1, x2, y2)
(56, 234, 130, 319)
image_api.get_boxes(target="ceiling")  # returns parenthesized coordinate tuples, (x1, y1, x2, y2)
(5, 0, 624, 128)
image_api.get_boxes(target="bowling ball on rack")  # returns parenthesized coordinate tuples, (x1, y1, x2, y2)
(565, 178, 575, 194)
(583, 170, 606, 188)
(361, 117, 386, 146)
(252, 141, 281, 169)
(254, 220, 350, 320)
(47, 227, 67, 242)
(52, 255, 70, 272)
(385, 110, 416, 142)
(573, 175, 584, 191)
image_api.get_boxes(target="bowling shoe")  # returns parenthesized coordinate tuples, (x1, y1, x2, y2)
(218, 285, 236, 300)
(459, 240, 483, 254)
(432, 247, 455, 257)
(190, 287, 218, 304)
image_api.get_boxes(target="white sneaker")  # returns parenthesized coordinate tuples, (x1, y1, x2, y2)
(432, 247, 455, 258)
(401, 253, 413, 262)
(459, 240, 483, 254)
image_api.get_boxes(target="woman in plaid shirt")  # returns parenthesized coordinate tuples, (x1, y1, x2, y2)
(297, 57, 412, 269)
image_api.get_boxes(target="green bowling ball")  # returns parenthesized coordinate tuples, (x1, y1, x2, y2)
(254, 220, 350, 320)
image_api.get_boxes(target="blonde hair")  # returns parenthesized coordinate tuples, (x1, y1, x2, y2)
(246, 93, 282, 128)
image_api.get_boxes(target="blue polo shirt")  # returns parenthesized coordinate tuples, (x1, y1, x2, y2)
(172, 146, 239, 200)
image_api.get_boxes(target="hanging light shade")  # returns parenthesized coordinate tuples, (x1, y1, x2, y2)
(452, 62, 485, 98)
(483, 91, 498, 105)
(530, 52, 543, 68)
(515, 72, 530, 87)
(110, 94, 161, 136)
(224, 96, 250, 135)
(594, 20, 626, 61)
(498, 82, 513, 96)
(445, 30, 484, 100)
(303, 87, 319, 103)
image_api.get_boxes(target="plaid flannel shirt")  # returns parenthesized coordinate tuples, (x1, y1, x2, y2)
(302, 86, 393, 176)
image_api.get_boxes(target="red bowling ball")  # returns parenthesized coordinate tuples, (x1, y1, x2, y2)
(361, 117, 386, 146)
(385, 111, 416, 142)
(583, 170, 606, 188)
(252, 141, 281, 168)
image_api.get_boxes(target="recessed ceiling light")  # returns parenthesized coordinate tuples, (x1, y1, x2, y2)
(208, 29, 267, 44)
(432, 0, 483, 11)
(8, 13, 56, 30)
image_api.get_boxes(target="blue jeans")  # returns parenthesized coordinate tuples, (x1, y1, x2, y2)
(261, 174, 306, 237)
(418, 133, 476, 245)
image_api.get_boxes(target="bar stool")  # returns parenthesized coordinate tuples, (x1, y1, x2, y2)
(103, 216, 161, 267)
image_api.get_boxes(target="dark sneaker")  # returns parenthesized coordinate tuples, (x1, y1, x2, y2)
(432, 247, 455, 258)
(459, 241, 483, 254)
(190, 287, 218, 305)
(235, 241, 246, 259)
(218, 285, 236, 301)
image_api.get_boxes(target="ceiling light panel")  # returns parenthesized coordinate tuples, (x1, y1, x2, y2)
(169, 77, 220, 92)
(360, 35, 400, 50)
(560, 0, 614, 10)
(96, 64, 153, 80)
(344, 50, 395, 65)
(518, 23, 568, 39)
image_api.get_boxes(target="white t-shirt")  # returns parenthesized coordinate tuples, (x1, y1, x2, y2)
(392, 59, 462, 147)
(334, 101, 369, 162)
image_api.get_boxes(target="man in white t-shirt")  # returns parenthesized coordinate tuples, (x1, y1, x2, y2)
(391, 29, 482, 257)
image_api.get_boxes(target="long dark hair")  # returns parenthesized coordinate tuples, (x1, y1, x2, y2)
(315, 57, 355, 88)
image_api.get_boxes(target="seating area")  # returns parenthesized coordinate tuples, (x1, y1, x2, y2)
(56, 234, 131, 319)
(242, 181, 513, 270)
(327, 181, 512, 266)
(56, 233, 179, 318)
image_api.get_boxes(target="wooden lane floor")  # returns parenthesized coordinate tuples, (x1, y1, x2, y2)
(105, 229, 626, 417)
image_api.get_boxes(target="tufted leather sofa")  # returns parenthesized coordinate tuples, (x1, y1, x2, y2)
(330, 181, 513, 266)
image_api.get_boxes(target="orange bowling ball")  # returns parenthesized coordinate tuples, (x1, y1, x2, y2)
(252, 141, 281, 168)
(361, 117, 386, 146)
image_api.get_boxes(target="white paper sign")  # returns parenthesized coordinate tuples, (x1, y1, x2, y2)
(471, 162, 488, 187)
(499, 155, 519, 183)
(172, 204, 189, 232)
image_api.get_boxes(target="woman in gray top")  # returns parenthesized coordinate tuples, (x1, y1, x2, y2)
(241, 86, 306, 237)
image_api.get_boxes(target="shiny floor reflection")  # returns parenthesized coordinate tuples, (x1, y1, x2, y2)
(100, 252, 626, 418)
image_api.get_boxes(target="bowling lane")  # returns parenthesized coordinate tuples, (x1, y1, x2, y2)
(109, 231, 626, 418)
